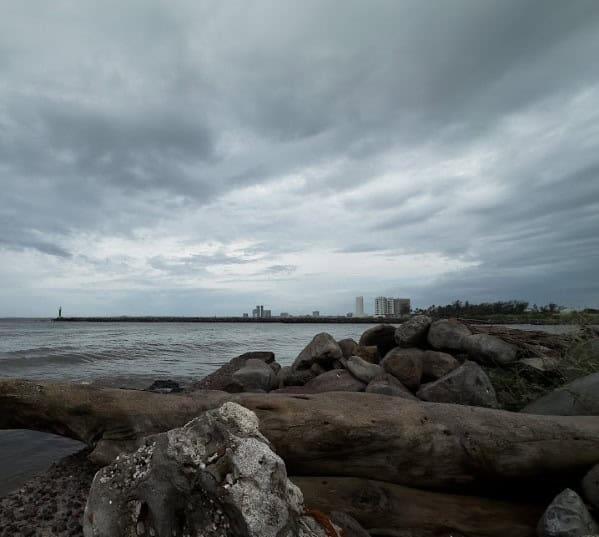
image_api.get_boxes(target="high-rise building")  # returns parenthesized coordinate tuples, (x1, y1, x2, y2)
(375, 297, 411, 316)
(252, 305, 266, 318)
(312, 311, 320, 317)
(355, 296, 365, 317)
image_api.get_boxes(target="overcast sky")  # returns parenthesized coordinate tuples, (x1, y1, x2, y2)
(1, 1, 598, 316)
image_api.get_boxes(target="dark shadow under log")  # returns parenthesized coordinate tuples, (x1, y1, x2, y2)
(2, 379, 599, 494)
(292, 476, 543, 537)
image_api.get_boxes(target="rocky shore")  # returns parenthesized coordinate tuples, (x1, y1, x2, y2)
(1, 317, 599, 536)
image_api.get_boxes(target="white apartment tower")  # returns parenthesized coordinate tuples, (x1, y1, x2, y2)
(355, 296, 365, 317)
(375, 296, 411, 316)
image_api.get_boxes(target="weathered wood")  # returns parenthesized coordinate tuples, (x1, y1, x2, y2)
(2, 378, 599, 492)
(292, 476, 543, 537)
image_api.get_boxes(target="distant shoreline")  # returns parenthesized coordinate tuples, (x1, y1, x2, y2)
(53, 316, 399, 324)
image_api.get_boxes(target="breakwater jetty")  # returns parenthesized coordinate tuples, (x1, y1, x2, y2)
(53, 316, 402, 324)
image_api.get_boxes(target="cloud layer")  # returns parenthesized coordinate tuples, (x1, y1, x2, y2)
(1, 0, 599, 315)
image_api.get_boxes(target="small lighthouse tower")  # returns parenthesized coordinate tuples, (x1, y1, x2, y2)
(58, 306, 62, 319)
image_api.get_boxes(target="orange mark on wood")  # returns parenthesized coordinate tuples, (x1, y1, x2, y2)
(304, 508, 344, 537)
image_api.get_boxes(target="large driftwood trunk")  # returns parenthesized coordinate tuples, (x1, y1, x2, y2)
(2, 379, 599, 492)
(292, 476, 543, 537)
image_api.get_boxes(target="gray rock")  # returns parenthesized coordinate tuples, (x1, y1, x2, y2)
(359, 324, 397, 358)
(338, 338, 359, 359)
(462, 333, 517, 365)
(310, 362, 327, 376)
(522, 372, 599, 416)
(427, 320, 472, 351)
(292, 333, 343, 370)
(395, 315, 432, 347)
(366, 373, 418, 400)
(279, 366, 315, 387)
(421, 350, 460, 380)
(582, 464, 599, 510)
(355, 345, 380, 364)
(537, 488, 598, 537)
(304, 370, 366, 393)
(346, 356, 383, 383)
(232, 358, 278, 392)
(416, 361, 498, 408)
(381, 348, 424, 391)
(189, 351, 275, 392)
(83, 402, 313, 537)
(520, 356, 560, 372)
(329, 511, 370, 537)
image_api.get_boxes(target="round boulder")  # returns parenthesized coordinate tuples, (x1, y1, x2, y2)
(381, 348, 424, 391)
(231, 359, 279, 392)
(359, 325, 397, 358)
(462, 333, 517, 366)
(292, 333, 343, 371)
(421, 350, 460, 381)
(537, 488, 598, 537)
(395, 315, 432, 347)
(366, 373, 418, 400)
(427, 320, 471, 351)
(304, 370, 366, 393)
(345, 356, 383, 384)
(416, 361, 498, 408)
(338, 338, 359, 359)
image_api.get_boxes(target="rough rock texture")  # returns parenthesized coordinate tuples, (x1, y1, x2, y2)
(84, 402, 327, 537)
(292, 333, 343, 371)
(231, 358, 278, 392)
(188, 351, 275, 391)
(462, 333, 518, 365)
(279, 366, 315, 387)
(346, 356, 383, 383)
(421, 350, 460, 380)
(365, 373, 418, 400)
(427, 320, 472, 351)
(519, 356, 559, 373)
(338, 338, 359, 359)
(395, 315, 432, 347)
(381, 348, 424, 391)
(416, 361, 499, 408)
(0, 450, 99, 537)
(523, 372, 599, 416)
(582, 464, 599, 511)
(358, 325, 397, 358)
(303, 370, 366, 393)
(354, 345, 380, 364)
(537, 488, 598, 537)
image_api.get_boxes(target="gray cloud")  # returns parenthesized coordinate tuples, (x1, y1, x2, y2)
(1, 1, 599, 315)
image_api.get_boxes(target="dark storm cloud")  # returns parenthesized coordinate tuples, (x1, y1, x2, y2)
(1, 0, 599, 314)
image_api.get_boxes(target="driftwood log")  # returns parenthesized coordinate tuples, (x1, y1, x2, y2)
(292, 476, 543, 537)
(2, 378, 599, 494)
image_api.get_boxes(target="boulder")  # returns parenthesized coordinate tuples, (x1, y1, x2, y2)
(338, 338, 359, 359)
(279, 366, 315, 387)
(354, 345, 380, 364)
(346, 356, 383, 384)
(395, 315, 432, 347)
(519, 356, 560, 373)
(365, 373, 418, 400)
(329, 511, 370, 537)
(310, 363, 327, 376)
(381, 348, 424, 391)
(304, 370, 366, 393)
(462, 333, 518, 365)
(416, 361, 499, 408)
(523, 372, 599, 416)
(231, 358, 278, 392)
(359, 325, 397, 358)
(582, 464, 599, 510)
(189, 351, 275, 392)
(421, 350, 460, 380)
(292, 333, 343, 371)
(83, 402, 330, 537)
(427, 320, 472, 351)
(537, 488, 598, 537)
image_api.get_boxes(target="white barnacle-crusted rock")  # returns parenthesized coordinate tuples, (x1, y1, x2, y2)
(83, 402, 326, 537)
